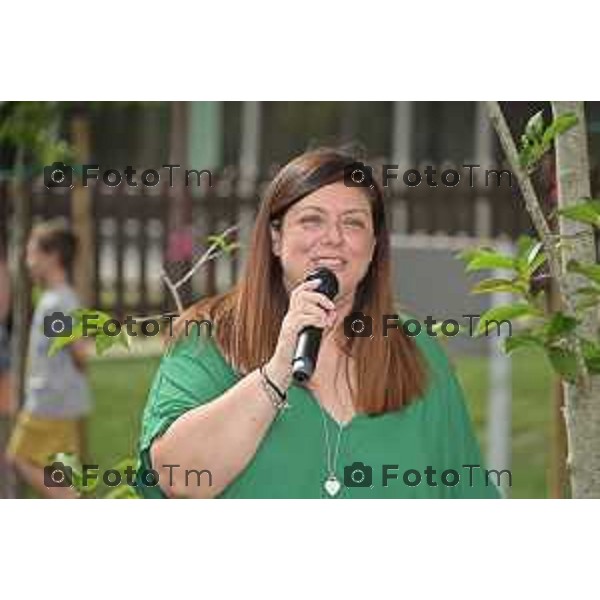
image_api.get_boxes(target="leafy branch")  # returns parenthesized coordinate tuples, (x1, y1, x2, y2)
(457, 105, 600, 390)
(457, 230, 600, 383)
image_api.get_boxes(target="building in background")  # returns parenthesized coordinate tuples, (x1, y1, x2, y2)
(1, 101, 599, 355)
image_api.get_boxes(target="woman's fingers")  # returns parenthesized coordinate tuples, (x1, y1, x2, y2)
(271, 278, 340, 368)
(290, 280, 336, 312)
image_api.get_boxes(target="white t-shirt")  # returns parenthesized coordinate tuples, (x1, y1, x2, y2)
(23, 283, 92, 418)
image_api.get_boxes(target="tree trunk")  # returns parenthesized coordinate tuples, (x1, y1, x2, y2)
(165, 102, 193, 310)
(548, 278, 569, 498)
(552, 101, 600, 498)
(70, 109, 94, 306)
(5, 147, 31, 498)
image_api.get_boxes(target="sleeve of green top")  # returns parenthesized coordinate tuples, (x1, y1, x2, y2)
(135, 332, 235, 498)
(421, 335, 504, 499)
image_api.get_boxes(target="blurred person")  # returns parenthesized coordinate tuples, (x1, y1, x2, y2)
(0, 245, 11, 416)
(137, 147, 502, 499)
(4, 219, 92, 499)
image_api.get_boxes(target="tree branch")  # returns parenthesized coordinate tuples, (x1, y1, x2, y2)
(485, 101, 590, 392)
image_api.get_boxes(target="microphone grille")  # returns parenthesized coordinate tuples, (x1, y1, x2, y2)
(306, 267, 339, 300)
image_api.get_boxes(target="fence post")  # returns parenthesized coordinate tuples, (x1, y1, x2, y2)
(70, 108, 94, 306)
(486, 239, 513, 497)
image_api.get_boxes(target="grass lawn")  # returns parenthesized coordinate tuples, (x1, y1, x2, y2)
(86, 350, 556, 499)
(454, 351, 555, 499)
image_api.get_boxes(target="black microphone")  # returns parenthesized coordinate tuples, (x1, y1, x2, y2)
(291, 267, 339, 383)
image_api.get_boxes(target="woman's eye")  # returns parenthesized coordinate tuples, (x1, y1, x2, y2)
(300, 215, 323, 225)
(343, 219, 366, 228)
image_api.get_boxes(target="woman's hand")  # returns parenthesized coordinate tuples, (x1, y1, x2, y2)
(266, 278, 337, 387)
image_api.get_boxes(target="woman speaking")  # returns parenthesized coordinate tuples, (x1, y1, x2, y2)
(136, 147, 501, 499)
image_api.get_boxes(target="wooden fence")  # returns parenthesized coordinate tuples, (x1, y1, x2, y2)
(0, 166, 532, 319)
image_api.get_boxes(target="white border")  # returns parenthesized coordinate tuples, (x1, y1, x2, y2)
(2, 1, 597, 100)
(0, 500, 598, 598)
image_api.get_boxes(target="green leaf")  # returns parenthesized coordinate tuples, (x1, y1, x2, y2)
(56, 309, 133, 356)
(503, 333, 545, 354)
(541, 113, 578, 147)
(46, 309, 97, 356)
(47, 308, 122, 357)
(545, 312, 579, 339)
(429, 321, 467, 337)
(206, 234, 228, 251)
(580, 337, 600, 360)
(547, 347, 579, 383)
(519, 112, 578, 172)
(527, 252, 547, 277)
(525, 110, 545, 141)
(0, 102, 73, 169)
(519, 144, 534, 170)
(515, 236, 546, 277)
(516, 235, 537, 261)
(476, 302, 540, 336)
(47, 325, 84, 357)
(557, 199, 600, 227)
(582, 338, 600, 374)
(206, 233, 238, 255)
(458, 248, 516, 272)
(471, 278, 526, 295)
(94, 332, 119, 356)
(585, 356, 600, 374)
(526, 241, 543, 267)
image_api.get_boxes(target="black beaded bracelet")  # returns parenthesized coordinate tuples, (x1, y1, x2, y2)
(259, 365, 287, 401)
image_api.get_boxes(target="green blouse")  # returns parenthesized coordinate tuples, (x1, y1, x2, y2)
(135, 327, 502, 499)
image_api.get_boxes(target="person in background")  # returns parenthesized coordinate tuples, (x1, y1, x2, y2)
(0, 245, 11, 416)
(4, 219, 93, 499)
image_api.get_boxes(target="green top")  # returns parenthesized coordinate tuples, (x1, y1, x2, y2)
(135, 327, 502, 499)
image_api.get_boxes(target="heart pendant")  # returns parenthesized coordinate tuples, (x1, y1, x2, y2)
(324, 475, 342, 497)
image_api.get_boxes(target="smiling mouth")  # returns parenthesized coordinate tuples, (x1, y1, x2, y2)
(311, 257, 347, 269)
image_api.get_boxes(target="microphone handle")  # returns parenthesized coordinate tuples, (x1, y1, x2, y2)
(291, 326, 323, 383)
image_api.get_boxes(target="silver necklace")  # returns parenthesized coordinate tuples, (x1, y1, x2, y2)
(313, 355, 354, 497)
(319, 407, 347, 497)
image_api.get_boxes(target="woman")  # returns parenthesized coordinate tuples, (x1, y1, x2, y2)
(136, 147, 501, 499)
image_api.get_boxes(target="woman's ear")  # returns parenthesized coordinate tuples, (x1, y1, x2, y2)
(270, 223, 282, 257)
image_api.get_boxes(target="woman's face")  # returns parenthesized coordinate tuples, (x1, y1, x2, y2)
(271, 181, 376, 302)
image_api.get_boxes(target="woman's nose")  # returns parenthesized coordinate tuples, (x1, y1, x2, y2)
(322, 221, 343, 245)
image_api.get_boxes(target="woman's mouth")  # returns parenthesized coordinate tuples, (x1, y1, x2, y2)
(311, 257, 347, 270)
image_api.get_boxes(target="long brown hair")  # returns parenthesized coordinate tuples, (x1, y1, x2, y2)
(172, 147, 428, 415)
